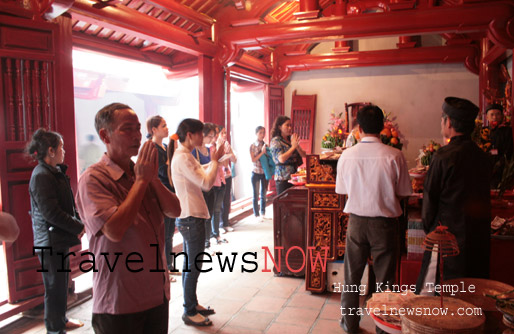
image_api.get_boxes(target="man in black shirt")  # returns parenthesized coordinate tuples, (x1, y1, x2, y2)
(417, 97, 492, 294)
(485, 104, 513, 188)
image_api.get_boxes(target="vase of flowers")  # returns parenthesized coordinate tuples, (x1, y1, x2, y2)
(380, 111, 403, 150)
(417, 140, 442, 167)
(321, 110, 347, 150)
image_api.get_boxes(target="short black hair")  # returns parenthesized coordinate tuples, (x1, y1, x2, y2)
(442, 113, 475, 135)
(485, 103, 503, 114)
(203, 122, 217, 137)
(95, 103, 131, 135)
(176, 118, 204, 143)
(357, 105, 384, 134)
(255, 126, 265, 134)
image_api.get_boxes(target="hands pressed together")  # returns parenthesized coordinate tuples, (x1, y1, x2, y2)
(291, 133, 300, 149)
(212, 137, 226, 162)
(135, 141, 158, 183)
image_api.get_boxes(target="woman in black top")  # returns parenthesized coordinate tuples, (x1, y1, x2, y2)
(147, 116, 178, 278)
(27, 128, 85, 334)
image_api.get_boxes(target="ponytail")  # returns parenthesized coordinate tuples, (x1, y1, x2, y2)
(25, 128, 62, 162)
(167, 134, 179, 186)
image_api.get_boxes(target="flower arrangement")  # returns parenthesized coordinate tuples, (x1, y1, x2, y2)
(321, 110, 347, 149)
(417, 140, 442, 167)
(471, 119, 492, 153)
(380, 112, 403, 150)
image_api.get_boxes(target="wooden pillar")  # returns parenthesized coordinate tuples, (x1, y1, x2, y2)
(198, 55, 212, 122)
(56, 13, 79, 189)
(211, 58, 225, 127)
(198, 55, 225, 126)
(225, 70, 231, 143)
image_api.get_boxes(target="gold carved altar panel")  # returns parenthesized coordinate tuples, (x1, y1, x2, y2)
(305, 154, 348, 293)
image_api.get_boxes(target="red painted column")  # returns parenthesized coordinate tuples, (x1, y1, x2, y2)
(333, 0, 351, 52)
(211, 58, 225, 127)
(225, 70, 231, 143)
(299, 0, 319, 12)
(199, 56, 225, 126)
(479, 38, 501, 117)
(198, 55, 212, 122)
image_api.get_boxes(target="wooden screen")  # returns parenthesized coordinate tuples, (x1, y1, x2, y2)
(264, 85, 284, 143)
(291, 91, 316, 154)
(0, 14, 81, 312)
(264, 85, 284, 193)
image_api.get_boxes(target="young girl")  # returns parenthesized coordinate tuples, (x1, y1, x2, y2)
(191, 123, 224, 249)
(170, 119, 225, 327)
(249, 126, 268, 220)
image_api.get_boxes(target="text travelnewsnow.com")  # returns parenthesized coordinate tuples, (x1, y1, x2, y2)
(340, 306, 483, 317)
(33, 245, 330, 273)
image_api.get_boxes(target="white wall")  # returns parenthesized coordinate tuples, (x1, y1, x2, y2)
(284, 63, 479, 168)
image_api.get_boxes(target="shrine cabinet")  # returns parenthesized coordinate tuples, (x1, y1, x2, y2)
(272, 186, 308, 277)
(305, 155, 348, 292)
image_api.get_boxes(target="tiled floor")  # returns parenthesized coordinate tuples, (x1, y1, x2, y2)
(0, 208, 378, 334)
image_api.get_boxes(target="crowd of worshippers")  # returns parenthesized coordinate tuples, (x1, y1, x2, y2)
(19, 96, 510, 334)
(24, 103, 240, 332)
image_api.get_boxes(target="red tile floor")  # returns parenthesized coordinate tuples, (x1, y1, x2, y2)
(0, 207, 377, 334)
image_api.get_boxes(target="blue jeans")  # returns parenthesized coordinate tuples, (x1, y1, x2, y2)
(176, 217, 206, 316)
(251, 172, 268, 216)
(211, 184, 225, 238)
(164, 217, 175, 270)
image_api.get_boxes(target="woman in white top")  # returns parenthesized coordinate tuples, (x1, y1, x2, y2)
(170, 118, 224, 327)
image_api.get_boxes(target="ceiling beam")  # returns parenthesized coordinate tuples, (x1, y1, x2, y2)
(73, 31, 176, 68)
(274, 44, 479, 82)
(220, 2, 514, 50)
(70, 0, 217, 57)
(142, 0, 214, 29)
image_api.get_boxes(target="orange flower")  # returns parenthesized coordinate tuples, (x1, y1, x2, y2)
(380, 128, 391, 137)
(170, 133, 179, 141)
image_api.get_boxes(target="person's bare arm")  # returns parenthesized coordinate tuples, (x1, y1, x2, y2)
(200, 142, 225, 189)
(278, 134, 304, 163)
(251, 144, 266, 163)
(101, 141, 156, 242)
(0, 212, 19, 243)
(149, 179, 181, 218)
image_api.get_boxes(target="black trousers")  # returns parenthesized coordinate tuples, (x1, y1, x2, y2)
(38, 248, 70, 334)
(276, 180, 293, 196)
(220, 176, 232, 227)
(92, 301, 169, 334)
(340, 214, 399, 332)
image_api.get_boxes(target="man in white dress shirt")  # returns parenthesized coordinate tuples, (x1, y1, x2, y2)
(336, 105, 412, 333)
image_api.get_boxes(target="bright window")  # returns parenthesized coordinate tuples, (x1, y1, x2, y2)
(72, 49, 199, 173)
